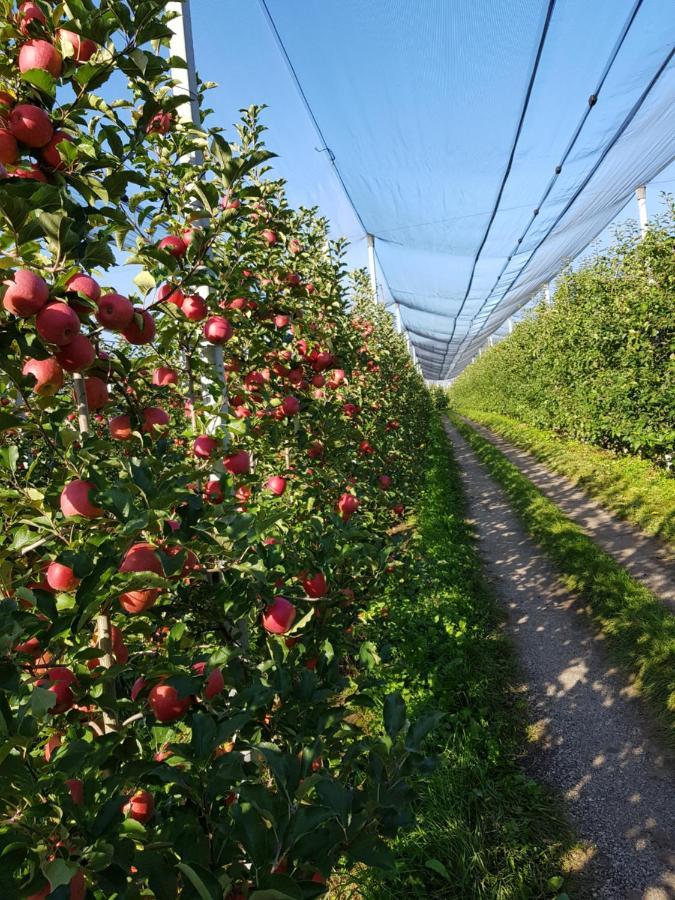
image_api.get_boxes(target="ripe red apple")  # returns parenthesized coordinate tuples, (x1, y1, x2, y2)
(15, 636, 42, 658)
(130, 677, 146, 701)
(204, 667, 225, 700)
(84, 376, 108, 411)
(281, 395, 300, 417)
(203, 315, 233, 344)
(10, 163, 48, 182)
(18, 2, 46, 33)
(122, 308, 155, 344)
(142, 406, 169, 436)
(109, 414, 132, 440)
(65, 778, 84, 805)
(3, 269, 49, 316)
(119, 542, 163, 614)
(193, 435, 219, 458)
(58, 29, 97, 63)
(36, 302, 80, 346)
(146, 110, 172, 134)
(22, 357, 63, 396)
(36, 666, 76, 714)
(148, 683, 190, 722)
(274, 314, 290, 328)
(40, 130, 73, 170)
(45, 561, 79, 592)
(54, 334, 95, 372)
(0, 129, 18, 165)
(307, 441, 324, 460)
(18, 39, 62, 78)
(262, 229, 278, 245)
(338, 492, 359, 522)
(262, 596, 296, 634)
(124, 789, 154, 824)
(181, 294, 207, 321)
(300, 571, 327, 598)
(265, 475, 286, 496)
(96, 292, 133, 330)
(378, 474, 392, 490)
(157, 283, 184, 307)
(223, 450, 251, 475)
(158, 235, 187, 258)
(204, 479, 223, 503)
(152, 366, 177, 386)
(60, 480, 103, 518)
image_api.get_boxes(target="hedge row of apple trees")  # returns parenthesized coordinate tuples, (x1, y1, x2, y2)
(0, 2, 435, 897)
(449, 209, 675, 463)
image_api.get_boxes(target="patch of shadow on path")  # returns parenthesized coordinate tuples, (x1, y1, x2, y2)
(444, 419, 675, 900)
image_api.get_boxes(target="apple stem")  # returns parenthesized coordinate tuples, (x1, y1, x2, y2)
(72, 372, 118, 733)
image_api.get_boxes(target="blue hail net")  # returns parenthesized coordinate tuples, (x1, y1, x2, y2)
(258, 0, 675, 379)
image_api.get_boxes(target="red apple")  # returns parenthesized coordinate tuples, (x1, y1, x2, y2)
(45, 561, 79, 592)
(204, 479, 223, 503)
(130, 677, 146, 701)
(3, 269, 49, 316)
(96, 293, 134, 330)
(262, 229, 278, 245)
(152, 366, 177, 386)
(60, 480, 102, 518)
(119, 542, 163, 614)
(338, 492, 359, 522)
(193, 435, 219, 458)
(265, 475, 286, 496)
(204, 667, 225, 700)
(18, 40, 62, 78)
(181, 294, 207, 321)
(0, 129, 18, 165)
(300, 572, 327, 599)
(22, 357, 63, 396)
(203, 315, 233, 344)
(58, 29, 97, 63)
(223, 450, 251, 475)
(157, 283, 184, 307)
(146, 110, 172, 134)
(124, 789, 154, 824)
(158, 235, 187, 258)
(36, 302, 80, 346)
(281, 396, 300, 417)
(84, 376, 108, 411)
(122, 308, 155, 344)
(262, 596, 296, 635)
(65, 273, 101, 314)
(109, 414, 132, 440)
(274, 314, 290, 328)
(148, 683, 190, 722)
(142, 406, 169, 436)
(54, 334, 95, 372)
(378, 474, 392, 490)
(41, 130, 73, 171)
(65, 778, 84, 805)
(18, 2, 46, 33)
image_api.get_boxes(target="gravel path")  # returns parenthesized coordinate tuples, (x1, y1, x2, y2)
(458, 415, 675, 609)
(443, 418, 675, 900)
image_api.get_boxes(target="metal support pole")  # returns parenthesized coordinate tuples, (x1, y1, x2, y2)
(394, 301, 402, 334)
(488, 335, 494, 347)
(366, 233, 378, 302)
(544, 282, 551, 305)
(635, 185, 648, 237)
(508, 317, 513, 334)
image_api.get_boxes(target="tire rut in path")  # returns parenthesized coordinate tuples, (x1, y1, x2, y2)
(443, 418, 675, 900)
(458, 415, 675, 608)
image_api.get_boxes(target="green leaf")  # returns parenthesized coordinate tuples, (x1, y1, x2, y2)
(133, 270, 156, 295)
(176, 862, 220, 900)
(31, 686, 56, 718)
(250, 892, 299, 900)
(42, 858, 78, 890)
(0, 412, 23, 431)
(0, 445, 19, 473)
(21, 68, 56, 98)
(383, 692, 406, 740)
(425, 858, 451, 880)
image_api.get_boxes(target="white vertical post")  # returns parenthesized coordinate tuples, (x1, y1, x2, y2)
(488, 335, 494, 347)
(508, 317, 513, 334)
(366, 233, 378, 302)
(394, 301, 402, 333)
(635, 185, 648, 237)
(544, 282, 551, 305)
(168, 1, 228, 434)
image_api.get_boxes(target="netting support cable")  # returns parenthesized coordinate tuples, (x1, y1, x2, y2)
(446, 0, 647, 376)
(448, 43, 675, 376)
(432, 0, 558, 379)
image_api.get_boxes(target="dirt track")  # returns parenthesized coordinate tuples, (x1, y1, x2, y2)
(443, 418, 675, 900)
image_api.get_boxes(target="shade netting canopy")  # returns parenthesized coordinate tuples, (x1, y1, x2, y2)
(258, 0, 675, 379)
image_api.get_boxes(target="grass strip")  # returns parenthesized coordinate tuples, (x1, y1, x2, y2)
(451, 407, 675, 545)
(449, 413, 675, 743)
(343, 417, 573, 899)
